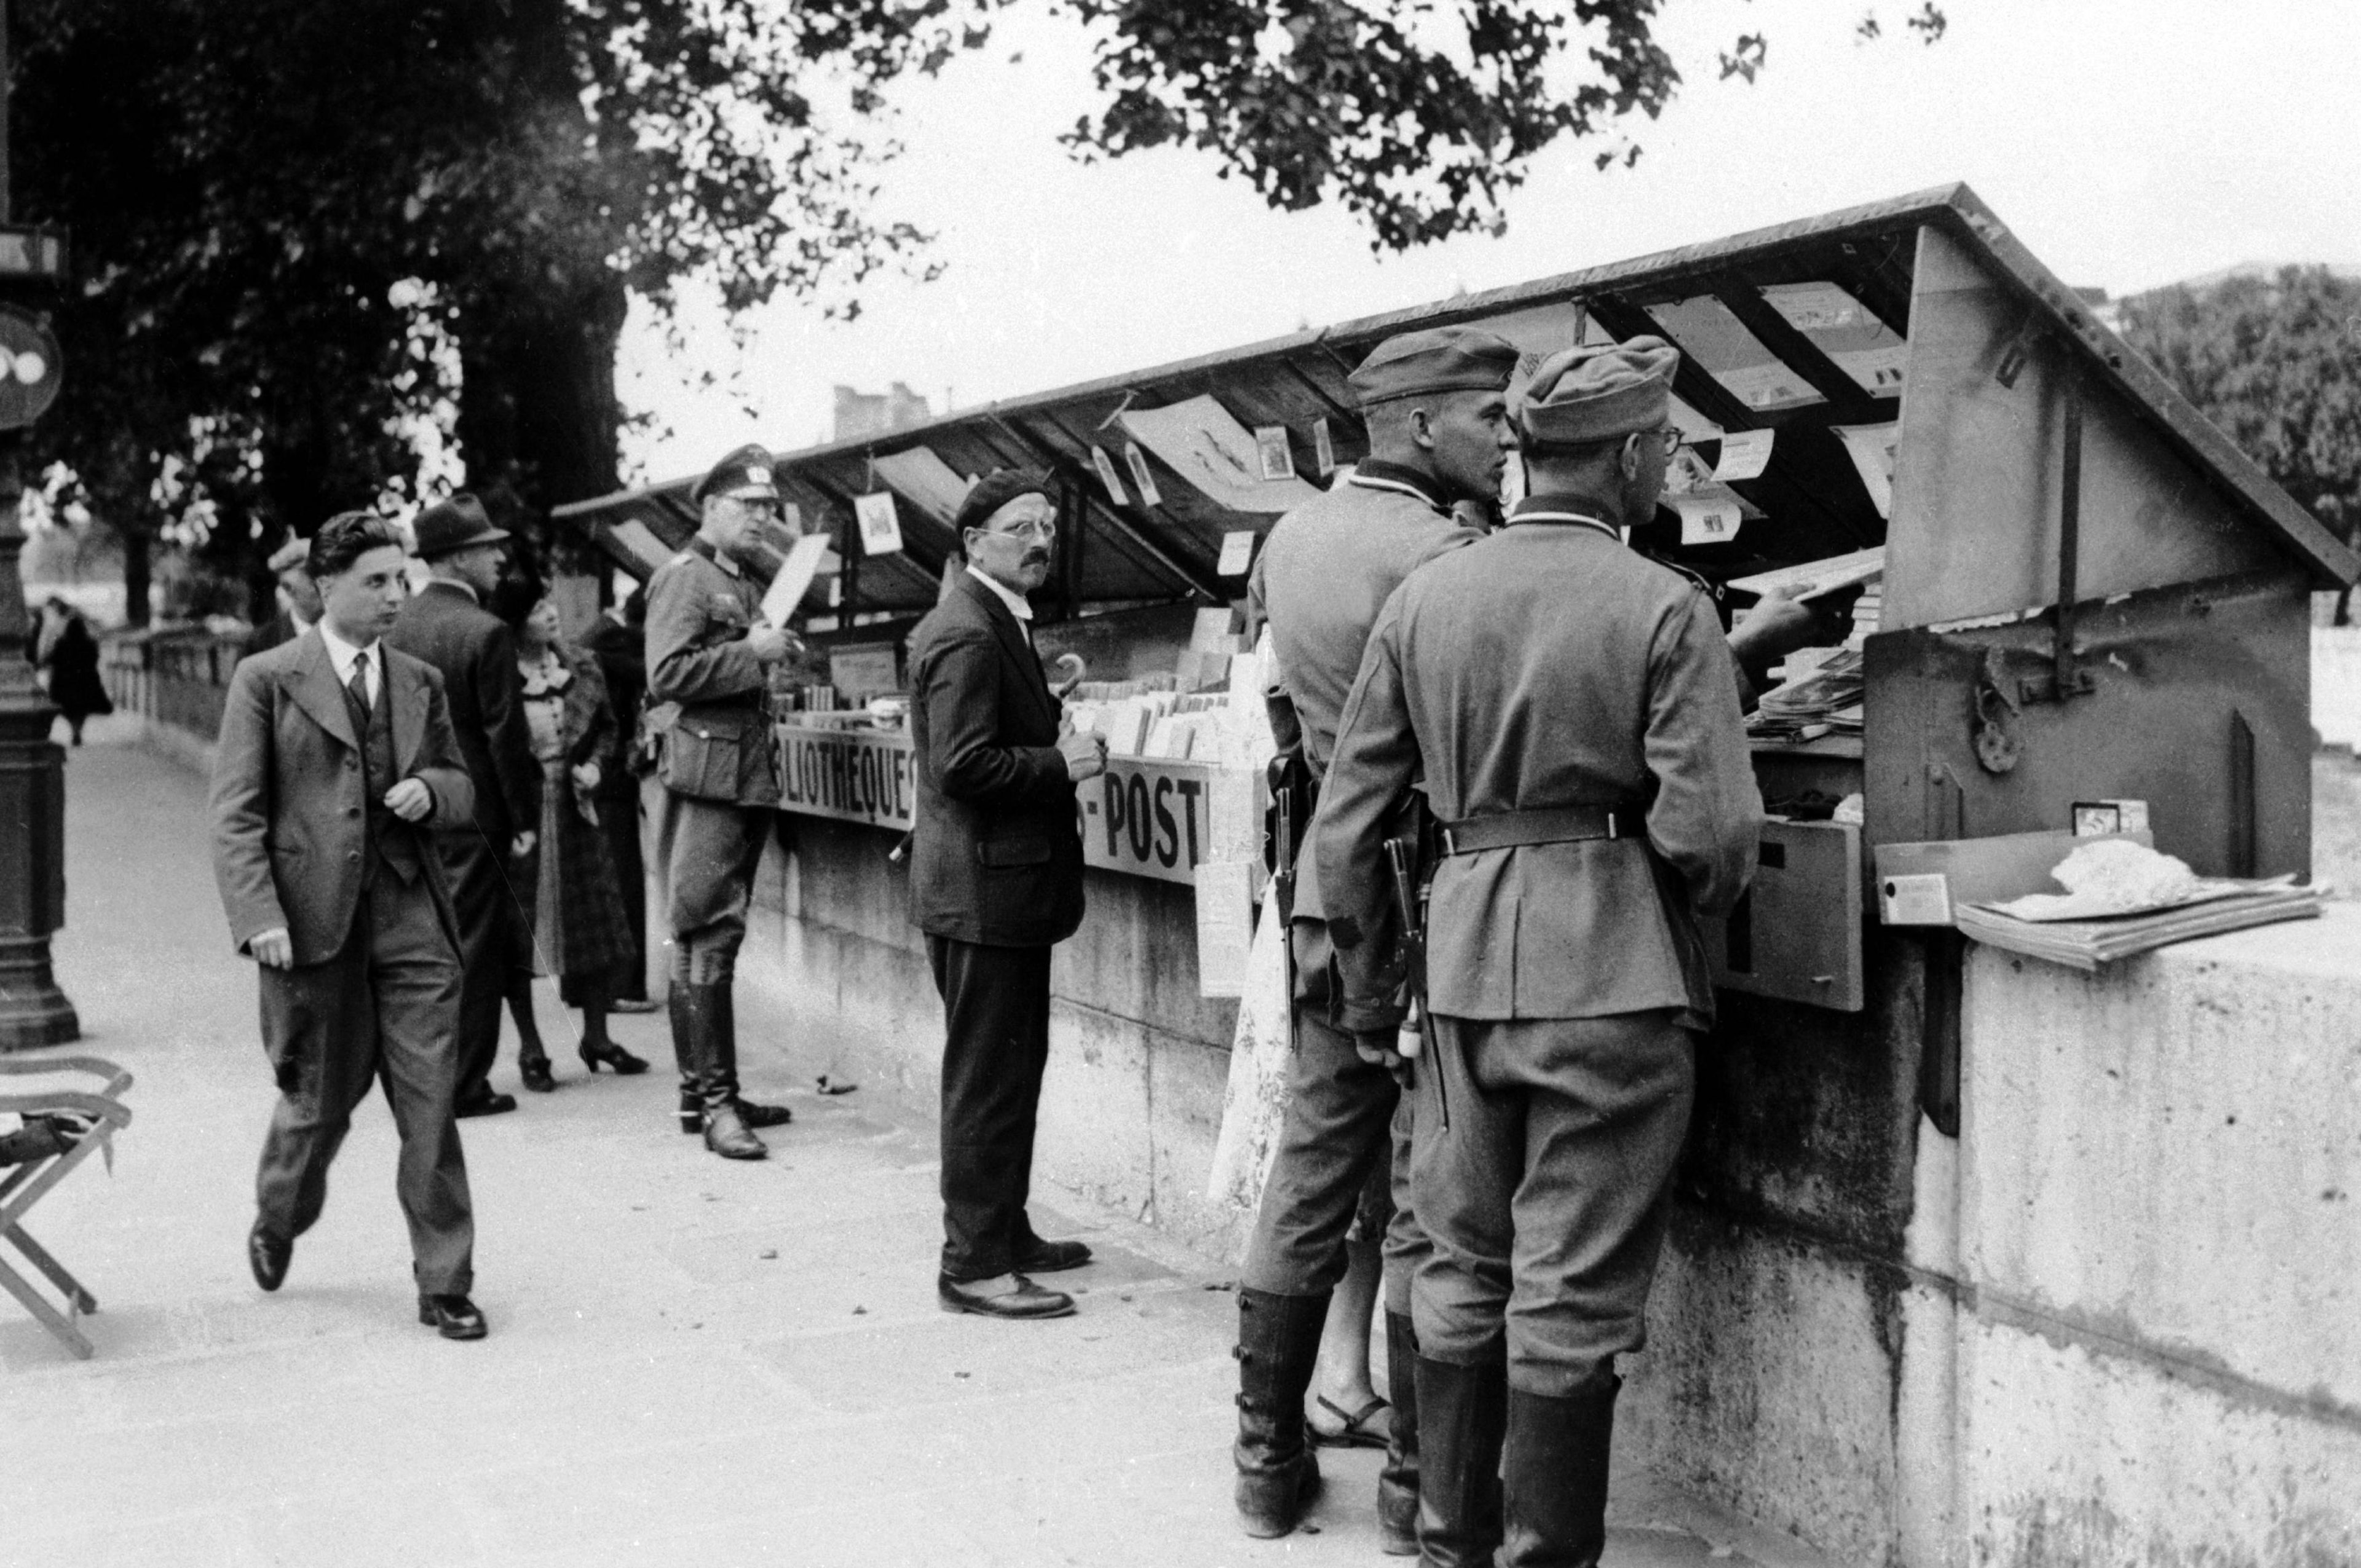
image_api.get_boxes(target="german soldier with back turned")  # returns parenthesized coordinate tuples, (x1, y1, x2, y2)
(1232, 325, 1518, 1548)
(1317, 336, 1763, 1567)
(644, 445, 798, 1160)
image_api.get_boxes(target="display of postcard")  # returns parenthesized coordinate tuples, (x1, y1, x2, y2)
(1648, 294, 1826, 412)
(1254, 425, 1297, 482)
(869, 447, 974, 524)
(1090, 444, 1129, 506)
(1313, 417, 1336, 477)
(1118, 395, 1324, 513)
(853, 491, 903, 557)
(1761, 282, 1909, 398)
(1712, 428, 1775, 482)
(1123, 442, 1163, 506)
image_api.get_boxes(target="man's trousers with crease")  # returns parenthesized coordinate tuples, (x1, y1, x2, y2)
(253, 870, 476, 1296)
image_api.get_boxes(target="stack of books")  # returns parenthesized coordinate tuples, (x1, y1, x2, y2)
(1747, 647, 1865, 744)
(1955, 878, 2323, 971)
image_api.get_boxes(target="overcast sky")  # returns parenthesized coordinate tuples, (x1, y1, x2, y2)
(615, 0, 2361, 486)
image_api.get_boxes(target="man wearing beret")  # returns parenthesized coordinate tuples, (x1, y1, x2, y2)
(387, 494, 545, 1116)
(1230, 324, 1518, 1546)
(1318, 335, 1763, 1567)
(243, 534, 324, 661)
(643, 444, 800, 1160)
(907, 469, 1107, 1320)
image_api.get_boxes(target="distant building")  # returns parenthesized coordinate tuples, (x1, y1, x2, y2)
(832, 382, 933, 444)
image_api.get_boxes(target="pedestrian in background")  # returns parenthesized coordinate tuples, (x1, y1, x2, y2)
(208, 511, 487, 1340)
(907, 470, 1105, 1321)
(494, 575, 649, 1084)
(585, 585, 658, 1012)
(245, 535, 323, 661)
(644, 445, 799, 1159)
(386, 494, 542, 1119)
(39, 596, 114, 745)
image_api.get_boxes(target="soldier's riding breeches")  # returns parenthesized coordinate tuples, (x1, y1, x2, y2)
(1409, 1010, 1693, 1397)
(654, 789, 770, 985)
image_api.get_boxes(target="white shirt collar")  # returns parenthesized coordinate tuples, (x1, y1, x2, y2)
(317, 621, 382, 700)
(966, 563, 1034, 624)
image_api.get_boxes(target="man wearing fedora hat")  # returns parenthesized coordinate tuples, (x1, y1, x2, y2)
(1319, 336, 1763, 1567)
(387, 492, 544, 1116)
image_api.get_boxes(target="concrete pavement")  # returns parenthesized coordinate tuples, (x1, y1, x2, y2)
(2, 730, 1825, 1568)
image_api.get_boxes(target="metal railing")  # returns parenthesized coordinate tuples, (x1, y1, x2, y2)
(99, 624, 249, 748)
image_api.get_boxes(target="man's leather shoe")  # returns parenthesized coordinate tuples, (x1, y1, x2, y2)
(417, 1293, 488, 1340)
(734, 1097, 793, 1130)
(1016, 1237, 1093, 1274)
(938, 1272, 1076, 1320)
(247, 1221, 291, 1293)
(454, 1090, 518, 1119)
(702, 1103, 767, 1161)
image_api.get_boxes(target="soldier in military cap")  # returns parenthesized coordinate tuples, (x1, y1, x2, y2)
(1229, 323, 1519, 1547)
(1317, 335, 1763, 1567)
(643, 444, 800, 1160)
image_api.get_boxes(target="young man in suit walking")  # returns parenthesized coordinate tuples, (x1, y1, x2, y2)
(907, 470, 1107, 1321)
(386, 494, 544, 1111)
(210, 511, 489, 1340)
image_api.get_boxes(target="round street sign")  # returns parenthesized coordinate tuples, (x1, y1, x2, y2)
(0, 305, 61, 429)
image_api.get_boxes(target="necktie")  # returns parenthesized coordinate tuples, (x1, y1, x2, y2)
(346, 655, 371, 727)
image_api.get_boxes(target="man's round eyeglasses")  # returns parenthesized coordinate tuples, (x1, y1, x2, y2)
(991, 515, 1059, 542)
(1643, 427, 1686, 457)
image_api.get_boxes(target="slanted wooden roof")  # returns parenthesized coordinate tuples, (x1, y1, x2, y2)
(555, 183, 2354, 615)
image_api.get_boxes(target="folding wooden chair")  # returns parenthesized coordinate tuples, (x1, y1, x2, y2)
(0, 1054, 133, 1360)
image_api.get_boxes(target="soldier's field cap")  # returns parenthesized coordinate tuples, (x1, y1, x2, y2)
(1516, 336, 1682, 449)
(1347, 326, 1521, 409)
(411, 492, 510, 559)
(692, 443, 781, 505)
(951, 468, 1051, 535)
(266, 535, 310, 574)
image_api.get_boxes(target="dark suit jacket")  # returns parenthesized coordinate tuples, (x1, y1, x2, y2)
(209, 629, 478, 966)
(906, 571, 1085, 948)
(583, 615, 646, 795)
(387, 580, 540, 844)
(243, 611, 299, 663)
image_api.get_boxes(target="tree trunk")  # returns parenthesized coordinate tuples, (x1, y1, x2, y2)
(121, 524, 150, 628)
(454, 274, 628, 567)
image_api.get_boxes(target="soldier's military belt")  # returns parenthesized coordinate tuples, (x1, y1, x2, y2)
(1439, 804, 1635, 856)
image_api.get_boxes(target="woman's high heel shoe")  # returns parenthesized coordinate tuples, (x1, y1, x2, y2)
(518, 1049, 557, 1094)
(579, 1039, 650, 1076)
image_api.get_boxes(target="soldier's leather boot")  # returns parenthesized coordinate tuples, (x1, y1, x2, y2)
(710, 986, 791, 1130)
(1233, 1287, 1327, 1537)
(1499, 1374, 1618, 1567)
(687, 983, 766, 1161)
(668, 986, 702, 1134)
(1377, 1309, 1422, 1556)
(1414, 1352, 1508, 1568)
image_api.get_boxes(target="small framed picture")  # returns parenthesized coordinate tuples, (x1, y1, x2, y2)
(1254, 425, 1296, 482)
(1123, 442, 1163, 507)
(853, 491, 903, 556)
(1090, 444, 1129, 506)
(1311, 417, 1336, 478)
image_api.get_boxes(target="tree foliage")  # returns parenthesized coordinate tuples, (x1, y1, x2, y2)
(2117, 267, 2361, 540)
(12, 0, 1947, 620)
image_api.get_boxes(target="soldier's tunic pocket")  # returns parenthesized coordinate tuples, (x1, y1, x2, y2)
(662, 722, 742, 803)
